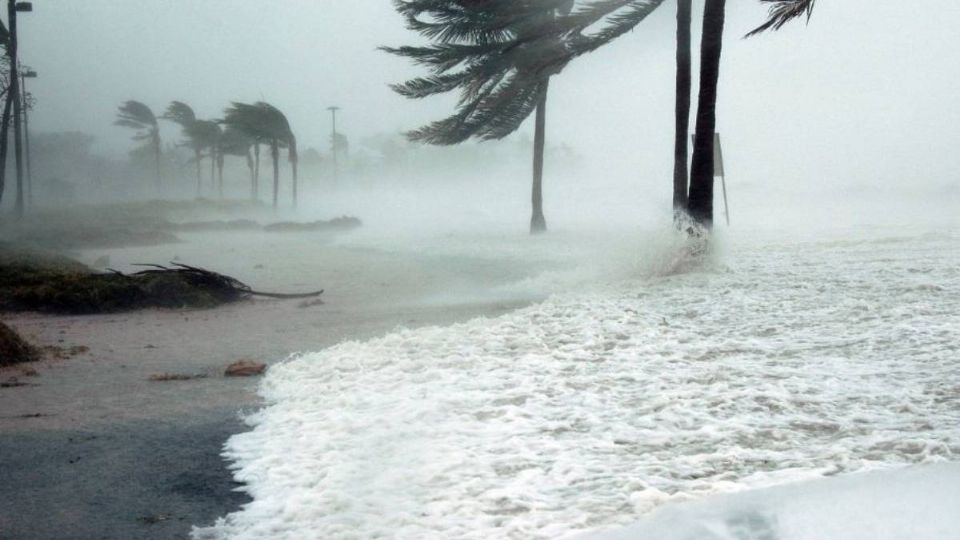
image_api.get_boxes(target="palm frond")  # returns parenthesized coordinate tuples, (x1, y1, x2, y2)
(746, 0, 816, 37)
(161, 101, 197, 127)
(115, 100, 157, 130)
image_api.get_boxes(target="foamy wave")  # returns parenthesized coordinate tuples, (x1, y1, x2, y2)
(195, 230, 960, 539)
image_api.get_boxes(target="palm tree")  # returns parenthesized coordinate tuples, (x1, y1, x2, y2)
(385, 1, 579, 234)
(222, 102, 297, 209)
(162, 101, 221, 196)
(115, 100, 162, 189)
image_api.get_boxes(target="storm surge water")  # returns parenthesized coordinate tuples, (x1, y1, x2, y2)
(194, 224, 960, 540)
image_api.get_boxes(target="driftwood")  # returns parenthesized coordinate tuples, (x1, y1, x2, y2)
(131, 262, 324, 300)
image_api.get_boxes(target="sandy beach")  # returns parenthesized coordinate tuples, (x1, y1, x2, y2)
(0, 229, 548, 539)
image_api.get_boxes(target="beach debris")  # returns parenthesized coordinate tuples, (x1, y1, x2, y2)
(41, 344, 90, 361)
(148, 373, 209, 382)
(225, 360, 266, 377)
(1, 377, 36, 388)
(137, 513, 172, 525)
(263, 216, 361, 233)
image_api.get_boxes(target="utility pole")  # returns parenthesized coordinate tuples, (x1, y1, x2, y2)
(327, 106, 340, 187)
(8, 0, 32, 219)
(21, 69, 36, 208)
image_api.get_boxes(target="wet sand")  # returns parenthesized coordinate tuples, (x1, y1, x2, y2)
(0, 230, 548, 539)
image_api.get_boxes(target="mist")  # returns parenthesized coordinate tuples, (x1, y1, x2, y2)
(2, 2, 959, 540)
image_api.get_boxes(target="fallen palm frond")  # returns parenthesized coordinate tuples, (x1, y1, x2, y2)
(0, 251, 322, 315)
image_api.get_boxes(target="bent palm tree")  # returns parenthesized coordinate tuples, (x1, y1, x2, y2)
(115, 100, 162, 188)
(162, 101, 221, 196)
(385, 0, 589, 234)
(223, 102, 297, 209)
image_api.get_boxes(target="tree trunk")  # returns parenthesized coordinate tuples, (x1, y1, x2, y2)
(253, 143, 261, 201)
(530, 81, 549, 235)
(209, 149, 216, 191)
(217, 153, 224, 199)
(291, 159, 298, 209)
(271, 140, 279, 210)
(247, 148, 255, 200)
(195, 149, 202, 196)
(153, 132, 161, 191)
(674, 0, 692, 218)
(688, 0, 727, 228)
(0, 89, 14, 206)
(9, 0, 24, 219)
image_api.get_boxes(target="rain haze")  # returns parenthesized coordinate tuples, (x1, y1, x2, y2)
(1, 1, 958, 539)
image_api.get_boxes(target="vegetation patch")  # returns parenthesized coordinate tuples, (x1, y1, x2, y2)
(0, 322, 40, 367)
(0, 245, 322, 315)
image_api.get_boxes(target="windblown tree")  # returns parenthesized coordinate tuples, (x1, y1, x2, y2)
(114, 100, 162, 189)
(222, 102, 297, 209)
(162, 101, 221, 196)
(384, 0, 570, 234)
(385, 0, 666, 234)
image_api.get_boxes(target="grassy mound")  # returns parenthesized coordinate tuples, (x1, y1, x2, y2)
(0, 246, 251, 315)
(0, 322, 39, 366)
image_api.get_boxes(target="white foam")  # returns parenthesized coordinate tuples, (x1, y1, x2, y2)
(194, 228, 960, 539)
(585, 463, 960, 540)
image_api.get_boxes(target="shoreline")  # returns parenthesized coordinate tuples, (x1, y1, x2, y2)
(0, 231, 548, 539)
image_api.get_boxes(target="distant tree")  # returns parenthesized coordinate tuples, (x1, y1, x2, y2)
(114, 101, 162, 190)
(222, 102, 297, 208)
(162, 101, 221, 196)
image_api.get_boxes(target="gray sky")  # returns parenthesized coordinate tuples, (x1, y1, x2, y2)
(17, 0, 960, 195)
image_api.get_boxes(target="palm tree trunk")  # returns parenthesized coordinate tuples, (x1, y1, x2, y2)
(253, 143, 261, 201)
(246, 149, 255, 200)
(209, 150, 215, 191)
(153, 132, 162, 192)
(195, 149, 202, 197)
(12, 70, 24, 219)
(688, 0, 727, 228)
(217, 154, 224, 199)
(673, 0, 692, 218)
(271, 140, 279, 210)
(530, 81, 549, 235)
(292, 160, 298, 209)
(0, 89, 14, 206)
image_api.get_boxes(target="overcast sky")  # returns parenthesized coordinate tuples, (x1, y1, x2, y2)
(15, 1, 960, 195)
